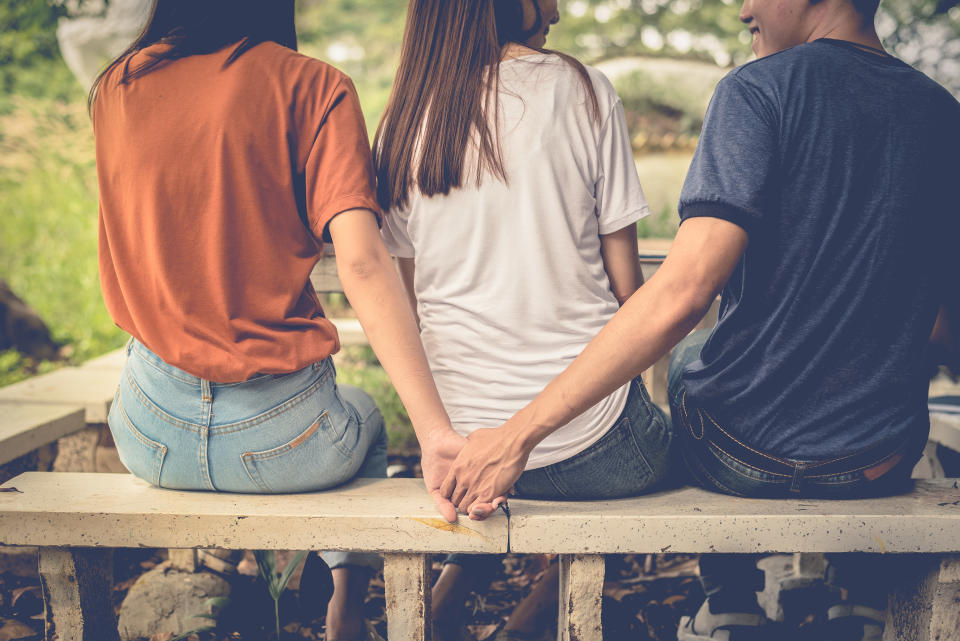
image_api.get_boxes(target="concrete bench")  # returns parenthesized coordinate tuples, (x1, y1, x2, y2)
(2, 473, 959, 640)
(0, 472, 508, 641)
(509, 480, 960, 641)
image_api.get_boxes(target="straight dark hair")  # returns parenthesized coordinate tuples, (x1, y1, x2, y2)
(88, 0, 297, 115)
(373, 0, 600, 212)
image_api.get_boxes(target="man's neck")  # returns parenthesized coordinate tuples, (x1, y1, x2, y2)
(806, 4, 885, 53)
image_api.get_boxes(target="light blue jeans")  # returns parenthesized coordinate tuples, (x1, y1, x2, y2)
(108, 339, 387, 570)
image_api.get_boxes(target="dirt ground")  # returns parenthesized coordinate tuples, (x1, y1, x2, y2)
(0, 547, 703, 641)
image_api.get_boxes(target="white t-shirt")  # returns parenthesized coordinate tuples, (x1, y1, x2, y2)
(381, 53, 649, 469)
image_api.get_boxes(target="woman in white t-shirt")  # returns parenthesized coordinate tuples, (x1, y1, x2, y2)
(374, 1, 674, 637)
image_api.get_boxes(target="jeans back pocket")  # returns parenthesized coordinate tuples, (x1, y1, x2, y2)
(108, 395, 168, 487)
(240, 412, 360, 493)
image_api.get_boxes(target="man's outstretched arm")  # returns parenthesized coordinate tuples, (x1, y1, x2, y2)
(440, 216, 749, 517)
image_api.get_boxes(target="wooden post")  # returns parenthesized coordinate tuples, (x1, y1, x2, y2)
(558, 554, 604, 641)
(384, 552, 431, 641)
(39, 547, 119, 641)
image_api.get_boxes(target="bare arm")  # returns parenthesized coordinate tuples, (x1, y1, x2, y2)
(599, 223, 644, 305)
(441, 217, 749, 516)
(328, 209, 463, 521)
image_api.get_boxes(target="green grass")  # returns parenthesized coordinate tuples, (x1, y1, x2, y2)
(634, 151, 691, 239)
(333, 346, 417, 452)
(0, 63, 127, 386)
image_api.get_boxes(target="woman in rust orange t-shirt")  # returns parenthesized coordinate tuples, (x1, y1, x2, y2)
(91, 2, 463, 638)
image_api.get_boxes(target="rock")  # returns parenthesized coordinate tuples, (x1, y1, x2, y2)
(52, 427, 100, 473)
(0, 281, 60, 361)
(117, 562, 230, 641)
(0, 619, 37, 641)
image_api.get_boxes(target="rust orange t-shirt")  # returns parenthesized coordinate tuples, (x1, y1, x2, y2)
(94, 41, 380, 382)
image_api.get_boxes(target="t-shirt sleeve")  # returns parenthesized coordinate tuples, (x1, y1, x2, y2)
(595, 96, 650, 234)
(679, 73, 778, 236)
(380, 209, 415, 258)
(305, 75, 382, 243)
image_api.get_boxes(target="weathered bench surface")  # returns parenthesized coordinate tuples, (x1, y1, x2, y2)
(510, 480, 960, 554)
(0, 367, 118, 423)
(0, 473, 507, 553)
(3, 473, 959, 556)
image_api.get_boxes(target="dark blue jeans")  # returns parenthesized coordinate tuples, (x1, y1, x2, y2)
(446, 376, 673, 583)
(668, 330, 927, 610)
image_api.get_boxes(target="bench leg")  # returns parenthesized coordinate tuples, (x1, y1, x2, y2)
(384, 552, 432, 641)
(39, 547, 119, 641)
(885, 554, 960, 641)
(167, 548, 199, 572)
(558, 553, 604, 641)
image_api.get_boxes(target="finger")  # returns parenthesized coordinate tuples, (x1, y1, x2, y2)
(450, 482, 469, 509)
(430, 490, 458, 523)
(439, 471, 457, 499)
(458, 491, 478, 515)
(468, 500, 497, 520)
(491, 495, 508, 510)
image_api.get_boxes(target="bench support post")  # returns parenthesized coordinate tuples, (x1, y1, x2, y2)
(384, 552, 432, 641)
(558, 553, 604, 641)
(885, 554, 960, 641)
(39, 547, 119, 641)
(167, 548, 199, 572)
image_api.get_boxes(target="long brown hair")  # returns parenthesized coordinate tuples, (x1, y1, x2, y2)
(88, 0, 297, 116)
(373, 0, 600, 212)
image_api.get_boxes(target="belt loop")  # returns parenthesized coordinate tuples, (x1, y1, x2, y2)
(790, 462, 806, 493)
(125, 337, 135, 356)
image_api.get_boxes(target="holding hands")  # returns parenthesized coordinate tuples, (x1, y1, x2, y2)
(439, 420, 532, 521)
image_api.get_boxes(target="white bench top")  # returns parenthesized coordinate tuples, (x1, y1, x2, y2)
(509, 480, 960, 554)
(0, 367, 118, 423)
(0, 403, 86, 465)
(0, 473, 507, 553)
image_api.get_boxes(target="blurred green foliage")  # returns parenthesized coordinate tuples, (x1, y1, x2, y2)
(0, 0, 67, 96)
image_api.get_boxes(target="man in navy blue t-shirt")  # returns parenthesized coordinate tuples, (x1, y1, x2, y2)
(663, 0, 959, 636)
(439, 0, 958, 638)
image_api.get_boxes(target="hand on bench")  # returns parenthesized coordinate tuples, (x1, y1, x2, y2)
(441, 426, 522, 519)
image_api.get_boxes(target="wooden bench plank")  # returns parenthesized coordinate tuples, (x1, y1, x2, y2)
(0, 473, 507, 553)
(0, 367, 118, 423)
(0, 403, 86, 465)
(509, 480, 960, 554)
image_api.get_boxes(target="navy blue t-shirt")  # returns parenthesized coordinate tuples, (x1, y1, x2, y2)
(678, 39, 960, 460)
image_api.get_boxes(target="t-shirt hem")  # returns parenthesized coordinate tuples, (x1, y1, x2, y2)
(313, 193, 383, 243)
(598, 204, 651, 235)
(521, 381, 632, 470)
(679, 200, 758, 236)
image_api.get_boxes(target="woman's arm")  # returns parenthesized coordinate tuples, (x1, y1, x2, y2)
(600, 223, 644, 305)
(327, 208, 464, 522)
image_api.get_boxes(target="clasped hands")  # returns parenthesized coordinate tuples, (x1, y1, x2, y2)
(421, 421, 531, 523)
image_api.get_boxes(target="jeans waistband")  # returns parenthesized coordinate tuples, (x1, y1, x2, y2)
(680, 391, 916, 480)
(126, 338, 331, 388)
